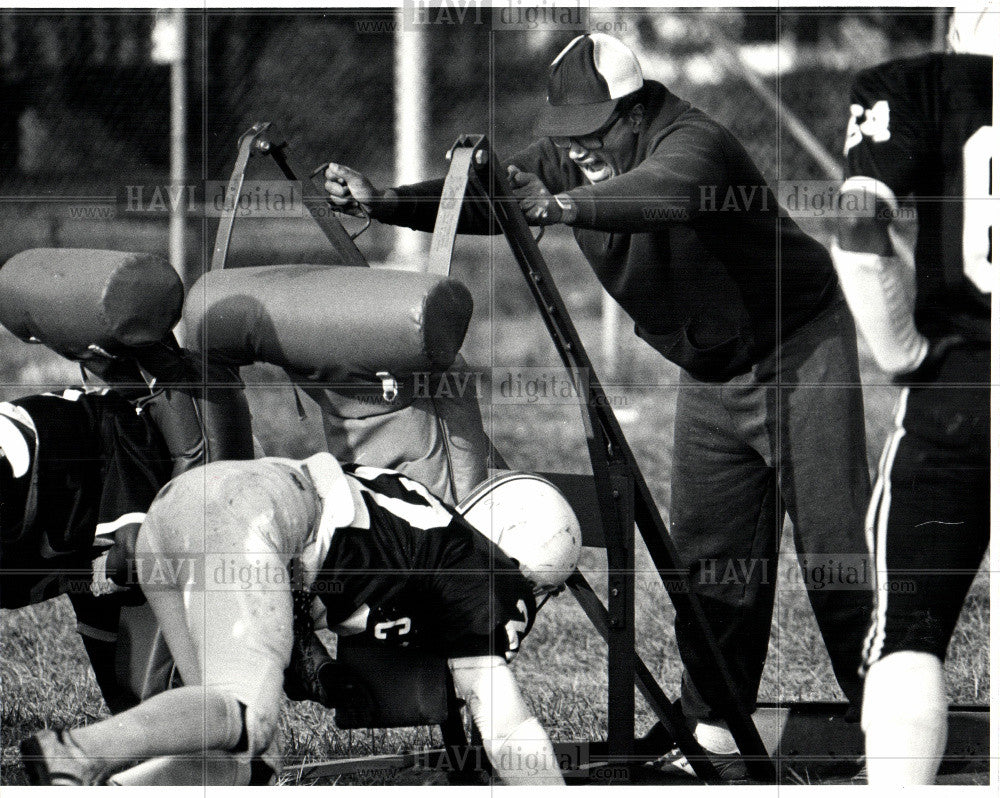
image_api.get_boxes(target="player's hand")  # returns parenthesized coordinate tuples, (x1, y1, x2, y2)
(323, 163, 379, 216)
(91, 531, 143, 604)
(508, 165, 560, 225)
(103, 525, 140, 589)
(893, 334, 966, 384)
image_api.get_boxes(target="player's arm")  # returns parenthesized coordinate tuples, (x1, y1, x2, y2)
(91, 390, 173, 593)
(448, 655, 564, 785)
(832, 64, 936, 376)
(832, 176, 929, 374)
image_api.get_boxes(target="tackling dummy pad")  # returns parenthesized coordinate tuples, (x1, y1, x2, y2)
(183, 264, 491, 502)
(0, 248, 183, 362)
(183, 264, 472, 378)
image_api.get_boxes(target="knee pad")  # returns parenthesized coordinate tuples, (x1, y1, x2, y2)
(862, 650, 947, 733)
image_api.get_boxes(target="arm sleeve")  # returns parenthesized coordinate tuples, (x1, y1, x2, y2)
(831, 239, 928, 374)
(566, 122, 726, 232)
(448, 655, 564, 785)
(369, 141, 574, 234)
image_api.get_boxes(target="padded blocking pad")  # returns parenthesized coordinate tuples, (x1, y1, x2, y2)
(0, 249, 183, 359)
(334, 635, 450, 729)
(183, 265, 473, 379)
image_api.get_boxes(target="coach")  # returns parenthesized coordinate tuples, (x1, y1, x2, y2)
(325, 33, 872, 774)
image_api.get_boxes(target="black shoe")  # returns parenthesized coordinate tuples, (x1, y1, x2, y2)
(651, 746, 749, 782)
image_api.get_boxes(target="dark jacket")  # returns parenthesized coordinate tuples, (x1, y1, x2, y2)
(371, 81, 839, 380)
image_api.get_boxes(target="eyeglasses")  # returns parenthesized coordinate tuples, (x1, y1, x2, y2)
(551, 114, 621, 151)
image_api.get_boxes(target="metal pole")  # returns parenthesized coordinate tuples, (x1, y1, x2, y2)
(168, 11, 187, 345)
(714, 43, 841, 181)
(601, 292, 620, 378)
(392, 12, 429, 267)
(169, 9, 187, 286)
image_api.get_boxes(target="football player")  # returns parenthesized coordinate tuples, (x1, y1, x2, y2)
(1, 387, 173, 712)
(830, 6, 994, 785)
(20, 455, 581, 786)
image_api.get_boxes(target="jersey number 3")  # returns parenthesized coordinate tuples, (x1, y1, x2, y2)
(963, 126, 993, 295)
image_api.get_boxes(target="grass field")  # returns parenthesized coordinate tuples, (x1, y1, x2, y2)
(0, 234, 990, 785)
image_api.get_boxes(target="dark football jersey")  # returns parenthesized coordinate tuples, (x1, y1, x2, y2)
(844, 53, 993, 343)
(0, 389, 172, 612)
(316, 466, 537, 661)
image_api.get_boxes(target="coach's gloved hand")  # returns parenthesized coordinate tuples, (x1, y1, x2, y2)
(892, 334, 966, 384)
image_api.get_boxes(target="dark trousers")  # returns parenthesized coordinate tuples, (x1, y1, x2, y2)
(862, 347, 989, 669)
(670, 295, 873, 721)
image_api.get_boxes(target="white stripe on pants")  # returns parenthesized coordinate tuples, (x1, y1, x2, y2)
(861, 388, 910, 671)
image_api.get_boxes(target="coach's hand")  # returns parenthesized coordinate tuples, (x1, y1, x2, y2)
(508, 166, 561, 225)
(324, 163, 380, 216)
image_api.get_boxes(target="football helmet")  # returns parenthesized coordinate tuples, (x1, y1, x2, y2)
(458, 472, 583, 594)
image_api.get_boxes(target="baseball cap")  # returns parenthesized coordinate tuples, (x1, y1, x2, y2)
(534, 33, 644, 138)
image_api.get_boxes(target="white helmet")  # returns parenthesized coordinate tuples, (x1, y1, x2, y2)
(458, 472, 582, 594)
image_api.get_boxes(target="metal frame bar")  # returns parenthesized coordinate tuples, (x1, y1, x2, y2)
(211, 122, 368, 272)
(289, 704, 989, 784)
(442, 134, 775, 782)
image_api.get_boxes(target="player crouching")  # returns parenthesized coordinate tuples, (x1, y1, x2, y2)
(20, 455, 582, 786)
